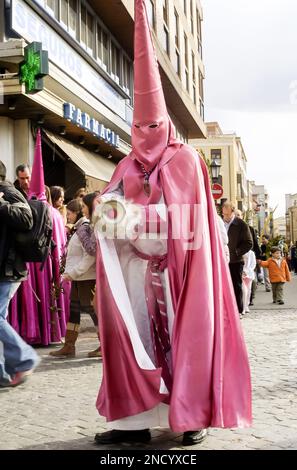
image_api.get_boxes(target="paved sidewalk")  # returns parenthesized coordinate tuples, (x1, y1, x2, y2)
(1, 278, 297, 450)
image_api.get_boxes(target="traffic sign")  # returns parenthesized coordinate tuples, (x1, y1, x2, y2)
(211, 183, 223, 200)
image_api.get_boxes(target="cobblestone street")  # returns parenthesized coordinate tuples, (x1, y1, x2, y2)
(1, 278, 297, 451)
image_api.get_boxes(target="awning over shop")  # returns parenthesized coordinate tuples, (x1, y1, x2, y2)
(44, 130, 116, 192)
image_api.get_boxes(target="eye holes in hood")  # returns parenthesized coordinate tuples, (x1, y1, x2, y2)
(134, 123, 159, 129)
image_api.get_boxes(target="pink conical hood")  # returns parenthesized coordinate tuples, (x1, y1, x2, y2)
(132, 0, 170, 170)
(29, 128, 46, 202)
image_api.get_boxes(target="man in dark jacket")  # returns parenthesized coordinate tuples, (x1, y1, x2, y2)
(0, 160, 39, 387)
(222, 202, 253, 315)
(235, 209, 261, 306)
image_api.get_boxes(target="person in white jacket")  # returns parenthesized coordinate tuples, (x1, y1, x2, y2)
(217, 215, 230, 263)
(50, 193, 98, 358)
(242, 250, 256, 315)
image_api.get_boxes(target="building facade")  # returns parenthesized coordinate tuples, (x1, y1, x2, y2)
(273, 216, 286, 239)
(190, 122, 249, 212)
(0, 0, 206, 196)
(285, 193, 297, 243)
(250, 182, 270, 236)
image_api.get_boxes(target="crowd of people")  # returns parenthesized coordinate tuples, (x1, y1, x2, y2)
(220, 202, 292, 317)
(0, 146, 101, 387)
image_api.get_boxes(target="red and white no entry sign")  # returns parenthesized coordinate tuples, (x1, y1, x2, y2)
(211, 183, 224, 200)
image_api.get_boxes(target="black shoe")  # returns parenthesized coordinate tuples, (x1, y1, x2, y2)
(278, 301, 284, 305)
(182, 429, 207, 446)
(265, 289, 271, 292)
(273, 301, 276, 303)
(94, 429, 151, 445)
(249, 302, 254, 306)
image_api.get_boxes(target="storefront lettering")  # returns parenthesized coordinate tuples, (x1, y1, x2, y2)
(64, 103, 120, 148)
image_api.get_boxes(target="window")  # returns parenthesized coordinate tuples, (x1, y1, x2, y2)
(111, 42, 120, 83)
(81, 5, 87, 45)
(45, 0, 58, 19)
(192, 52, 195, 83)
(185, 69, 189, 92)
(97, 23, 103, 63)
(198, 72, 203, 96)
(162, 26, 170, 54)
(184, 34, 189, 91)
(199, 68, 204, 118)
(69, 0, 78, 37)
(53, 0, 78, 38)
(162, 0, 169, 55)
(184, 35, 188, 68)
(60, 0, 68, 25)
(173, 10, 180, 77)
(122, 56, 132, 96)
(193, 84, 196, 105)
(190, 0, 194, 35)
(196, 8, 202, 57)
(163, 0, 169, 26)
(174, 9, 179, 48)
(102, 30, 109, 71)
(81, 6, 94, 54)
(174, 50, 180, 76)
(40, 0, 133, 100)
(200, 99, 204, 120)
(147, 0, 155, 29)
(87, 11, 94, 53)
(192, 52, 196, 105)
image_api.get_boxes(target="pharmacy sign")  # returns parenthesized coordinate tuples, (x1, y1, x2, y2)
(19, 42, 49, 94)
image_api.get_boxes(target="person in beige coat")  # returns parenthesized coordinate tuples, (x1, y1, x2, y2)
(50, 193, 99, 358)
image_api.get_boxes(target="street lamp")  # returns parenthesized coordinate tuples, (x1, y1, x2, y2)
(210, 159, 221, 182)
(210, 159, 223, 214)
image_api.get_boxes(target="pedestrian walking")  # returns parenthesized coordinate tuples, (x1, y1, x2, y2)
(0, 160, 40, 387)
(222, 202, 253, 315)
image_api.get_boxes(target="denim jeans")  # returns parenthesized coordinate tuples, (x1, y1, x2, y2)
(0, 281, 39, 385)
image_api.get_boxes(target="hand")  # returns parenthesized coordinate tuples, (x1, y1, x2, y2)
(63, 274, 73, 282)
(0, 192, 4, 199)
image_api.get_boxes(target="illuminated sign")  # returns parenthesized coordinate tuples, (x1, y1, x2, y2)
(63, 103, 120, 148)
(19, 42, 48, 94)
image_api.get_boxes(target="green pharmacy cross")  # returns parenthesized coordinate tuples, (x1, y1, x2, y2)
(20, 42, 49, 94)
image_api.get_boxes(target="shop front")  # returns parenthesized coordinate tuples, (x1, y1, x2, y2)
(0, 0, 132, 190)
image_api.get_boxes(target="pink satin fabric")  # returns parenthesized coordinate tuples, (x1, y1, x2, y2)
(95, 0, 252, 430)
(28, 128, 46, 202)
(96, 146, 252, 429)
(8, 130, 69, 344)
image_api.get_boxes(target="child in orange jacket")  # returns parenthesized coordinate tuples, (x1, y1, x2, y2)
(259, 246, 291, 305)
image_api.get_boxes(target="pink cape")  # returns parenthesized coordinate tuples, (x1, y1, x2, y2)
(95, 145, 252, 431)
(8, 206, 69, 345)
(8, 128, 69, 343)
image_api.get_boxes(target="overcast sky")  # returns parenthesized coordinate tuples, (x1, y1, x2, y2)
(202, 0, 297, 217)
